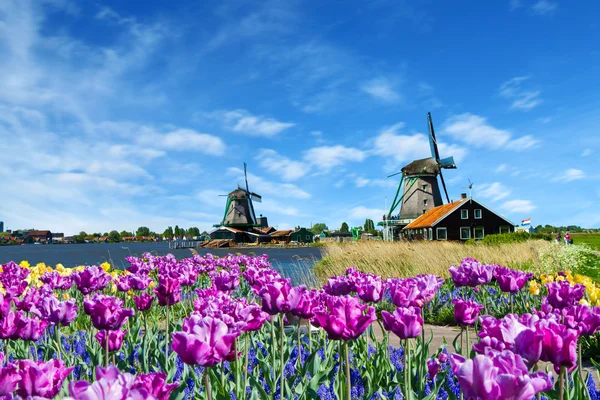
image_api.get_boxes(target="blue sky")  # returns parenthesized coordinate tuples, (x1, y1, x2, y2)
(1, 0, 599, 235)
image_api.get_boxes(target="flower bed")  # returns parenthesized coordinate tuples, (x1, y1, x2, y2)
(0, 255, 599, 399)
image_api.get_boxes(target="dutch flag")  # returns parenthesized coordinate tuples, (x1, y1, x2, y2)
(522, 218, 531, 225)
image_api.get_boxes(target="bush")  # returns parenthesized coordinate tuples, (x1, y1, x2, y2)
(480, 231, 551, 245)
(539, 242, 600, 281)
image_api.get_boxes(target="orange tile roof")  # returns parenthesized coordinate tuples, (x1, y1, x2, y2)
(404, 198, 467, 230)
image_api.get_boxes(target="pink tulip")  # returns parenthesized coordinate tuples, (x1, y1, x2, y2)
(133, 293, 154, 312)
(95, 329, 126, 352)
(381, 306, 423, 339)
(312, 295, 376, 341)
(16, 359, 73, 399)
(453, 299, 484, 326)
(259, 279, 306, 315)
(84, 293, 134, 331)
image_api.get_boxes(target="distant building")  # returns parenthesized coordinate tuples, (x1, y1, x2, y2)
(403, 194, 515, 241)
(0, 221, 3, 232)
(26, 230, 52, 243)
(51, 233, 65, 243)
(290, 228, 313, 243)
(270, 230, 293, 244)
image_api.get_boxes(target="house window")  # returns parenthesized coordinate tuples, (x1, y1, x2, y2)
(474, 209, 482, 219)
(460, 227, 471, 240)
(419, 229, 423, 234)
(423, 209, 427, 215)
(461, 209, 468, 219)
(423, 199, 428, 207)
(424, 229, 428, 240)
(428, 228, 433, 241)
(474, 227, 484, 239)
(422, 184, 428, 191)
(499, 226, 510, 234)
(436, 227, 447, 240)
(306, 235, 310, 240)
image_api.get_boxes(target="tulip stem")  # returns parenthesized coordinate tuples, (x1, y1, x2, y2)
(559, 366, 565, 400)
(579, 342, 591, 400)
(243, 334, 249, 396)
(308, 321, 312, 354)
(510, 294, 514, 314)
(55, 326, 62, 361)
(279, 314, 285, 400)
(270, 320, 276, 383)
(344, 341, 351, 400)
(296, 321, 301, 370)
(165, 304, 169, 370)
(105, 329, 109, 367)
(405, 339, 411, 399)
(465, 326, 470, 358)
(205, 368, 212, 400)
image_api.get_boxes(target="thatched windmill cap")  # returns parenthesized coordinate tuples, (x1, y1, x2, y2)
(401, 157, 440, 176)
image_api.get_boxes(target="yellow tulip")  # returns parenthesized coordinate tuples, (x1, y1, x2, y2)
(19, 261, 30, 269)
(529, 281, 540, 296)
(101, 262, 111, 272)
(580, 299, 589, 306)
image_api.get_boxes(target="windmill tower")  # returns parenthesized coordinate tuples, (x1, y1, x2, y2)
(381, 113, 457, 240)
(220, 163, 262, 228)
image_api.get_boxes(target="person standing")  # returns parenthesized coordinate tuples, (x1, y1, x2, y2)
(556, 232, 562, 243)
(564, 232, 571, 245)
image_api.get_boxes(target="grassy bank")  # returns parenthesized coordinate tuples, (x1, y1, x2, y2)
(314, 240, 554, 282)
(572, 233, 600, 250)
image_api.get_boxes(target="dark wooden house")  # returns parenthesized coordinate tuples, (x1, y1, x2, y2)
(402, 194, 515, 241)
(290, 228, 313, 243)
(270, 230, 293, 244)
(26, 230, 52, 244)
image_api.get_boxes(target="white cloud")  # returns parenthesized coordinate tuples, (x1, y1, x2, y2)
(443, 113, 538, 151)
(374, 122, 467, 166)
(495, 164, 507, 173)
(499, 77, 542, 111)
(361, 78, 401, 103)
(553, 168, 585, 183)
(581, 149, 592, 157)
(137, 129, 226, 155)
(348, 206, 387, 221)
(256, 149, 308, 181)
(477, 182, 511, 201)
(206, 109, 295, 137)
(303, 145, 366, 170)
(531, 0, 558, 15)
(501, 199, 536, 213)
(227, 168, 311, 199)
(355, 177, 371, 188)
(354, 176, 396, 189)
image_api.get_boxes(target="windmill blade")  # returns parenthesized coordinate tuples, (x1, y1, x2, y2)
(249, 192, 262, 203)
(439, 169, 451, 203)
(387, 171, 403, 178)
(428, 112, 442, 162)
(243, 162, 250, 193)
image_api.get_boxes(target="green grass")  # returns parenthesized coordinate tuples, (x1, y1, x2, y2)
(572, 233, 600, 250)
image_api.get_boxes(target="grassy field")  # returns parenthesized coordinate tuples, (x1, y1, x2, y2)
(313, 240, 553, 282)
(572, 233, 600, 250)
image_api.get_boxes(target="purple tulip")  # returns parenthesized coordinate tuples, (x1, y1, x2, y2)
(427, 358, 441, 380)
(95, 329, 126, 352)
(545, 281, 586, 309)
(538, 320, 579, 372)
(450, 349, 552, 400)
(323, 275, 354, 296)
(84, 293, 134, 331)
(0, 311, 17, 339)
(16, 358, 73, 399)
(3, 280, 28, 299)
(355, 274, 384, 303)
(448, 258, 495, 287)
(31, 295, 78, 327)
(233, 302, 269, 332)
(133, 292, 154, 312)
(153, 276, 182, 306)
(292, 290, 321, 319)
(414, 274, 445, 304)
(213, 269, 240, 292)
(171, 315, 238, 366)
(0, 353, 20, 396)
(388, 278, 425, 308)
(475, 314, 544, 369)
(72, 266, 112, 295)
(0, 293, 12, 318)
(493, 267, 533, 293)
(15, 287, 42, 313)
(0, 262, 30, 297)
(129, 274, 152, 291)
(259, 279, 306, 315)
(131, 372, 179, 400)
(114, 275, 131, 292)
(14, 312, 48, 341)
(40, 272, 73, 290)
(312, 295, 376, 341)
(453, 299, 484, 326)
(563, 305, 600, 336)
(381, 306, 423, 339)
(68, 366, 151, 399)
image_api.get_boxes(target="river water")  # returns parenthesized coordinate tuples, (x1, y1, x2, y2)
(0, 243, 323, 284)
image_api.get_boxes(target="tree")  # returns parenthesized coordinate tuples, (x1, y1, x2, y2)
(187, 227, 200, 237)
(363, 219, 375, 232)
(163, 226, 174, 238)
(108, 230, 121, 243)
(174, 225, 182, 237)
(136, 227, 150, 237)
(74, 231, 88, 243)
(340, 222, 349, 232)
(310, 223, 328, 235)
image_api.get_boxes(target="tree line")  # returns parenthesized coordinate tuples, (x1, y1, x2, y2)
(72, 226, 207, 243)
(308, 219, 379, 236)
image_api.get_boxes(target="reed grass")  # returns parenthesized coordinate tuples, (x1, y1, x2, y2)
(313, 240, 552, 282)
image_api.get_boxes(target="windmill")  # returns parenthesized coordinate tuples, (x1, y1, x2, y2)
(218, 163, 263, 228)
(380, 113, 457, 240)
